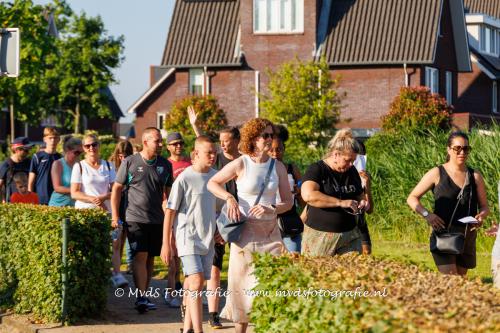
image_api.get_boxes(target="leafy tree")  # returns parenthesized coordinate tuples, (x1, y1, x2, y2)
(260, 58, 342, 149)
(47, 12, 124, 134)
(165, 95, 228, 146)
(382, 86, 452, 133)
(0, 0, 64, 138)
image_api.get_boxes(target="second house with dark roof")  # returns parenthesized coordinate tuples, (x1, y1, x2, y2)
(129, 0, 496, 138)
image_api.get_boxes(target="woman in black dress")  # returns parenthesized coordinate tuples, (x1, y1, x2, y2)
(407, 132, 489, 275)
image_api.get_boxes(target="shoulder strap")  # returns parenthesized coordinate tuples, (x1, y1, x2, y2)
(447, 170, 470, 231)
(105, 160, 111, 172)
(253, 158, 275, 206)
(78, 161, 82, 176)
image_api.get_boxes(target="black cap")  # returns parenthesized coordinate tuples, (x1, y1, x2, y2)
(166, 132, 183, 144)
(11, 137, 34, 149)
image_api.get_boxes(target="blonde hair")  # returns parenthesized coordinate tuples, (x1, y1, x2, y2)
(43, 127, 60, 137)
(83, 133, 99, 144)
(326, 128, 360, 157)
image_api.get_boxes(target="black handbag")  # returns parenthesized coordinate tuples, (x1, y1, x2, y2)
(430, 170, 471, 255)
(278, 210, 304, 237)
(217, 159, 275, 243)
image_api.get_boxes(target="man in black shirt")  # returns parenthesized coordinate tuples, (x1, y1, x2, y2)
(111, 127, 173, 313)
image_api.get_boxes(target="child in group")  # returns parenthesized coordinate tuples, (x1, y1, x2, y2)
(10, 172, 39, 204)
(161, 136, 218, 333)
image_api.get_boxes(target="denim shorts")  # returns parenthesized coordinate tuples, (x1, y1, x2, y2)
(180, 246, 215, 280)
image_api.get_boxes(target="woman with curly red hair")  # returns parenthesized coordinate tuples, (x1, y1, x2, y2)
(208, 118, 293, 333)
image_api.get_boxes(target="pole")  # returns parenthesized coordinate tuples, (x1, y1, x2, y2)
(10, 97, 14, 141)
(61, 218, 69, 322)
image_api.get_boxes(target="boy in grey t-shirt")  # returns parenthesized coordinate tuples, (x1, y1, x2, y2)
(161, 136, 218, 333)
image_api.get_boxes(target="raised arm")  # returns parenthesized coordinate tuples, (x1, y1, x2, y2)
(188, 105, 203, 137)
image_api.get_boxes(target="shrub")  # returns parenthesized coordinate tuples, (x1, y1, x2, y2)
(365, 126, 500, 251)
(0, 204, 110, 323)
(164, 95, 227, 152)
(261, 58, 342, 149)
(382, 86, 452, 133)
(251, 253, 500, 332)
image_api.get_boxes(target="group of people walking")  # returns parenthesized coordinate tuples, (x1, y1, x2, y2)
(0, 116, 498, 333)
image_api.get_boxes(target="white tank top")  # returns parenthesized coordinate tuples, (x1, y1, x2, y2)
(236, 155, 279, 219)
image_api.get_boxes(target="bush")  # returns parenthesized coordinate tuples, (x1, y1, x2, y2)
(382, 86, 452, 133)
(261, 58, 342, 149)
(365, 126, 500, 251)
(164, 95, 227, 152)
(0, 204, 110, 323)
(251, 253, 500, 332)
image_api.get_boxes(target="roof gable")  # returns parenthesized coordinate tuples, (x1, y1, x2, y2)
(321, 0, 442, 65)
(162, 0, 241, 67)
(464, 0, 500, 19)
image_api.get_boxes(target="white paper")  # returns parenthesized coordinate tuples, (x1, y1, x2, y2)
(458, 216, 479, 224)
(354, 155, 367, 172)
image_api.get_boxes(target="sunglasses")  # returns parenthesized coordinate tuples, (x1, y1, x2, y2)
(83, 142, 99, 149)
(168, 142, 184, 147)
(450, 145, 472, 154)
(260, 133, 274, 140)
(72, 150, 83, 156)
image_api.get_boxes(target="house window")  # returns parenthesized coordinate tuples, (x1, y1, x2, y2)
(493, 81, 498, 114)
(425, 67, 439, 94)
(445, 71, 452, 105)
(157, 113, 166, 130)
(254, 0, 304, 33)
(480, 25, 498, 55)
(189, 68, 204, 95)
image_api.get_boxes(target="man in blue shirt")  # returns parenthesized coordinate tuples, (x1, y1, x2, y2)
(28, 127, 61, 205)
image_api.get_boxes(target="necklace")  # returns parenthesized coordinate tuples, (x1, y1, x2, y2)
(141, 153, 157, 166)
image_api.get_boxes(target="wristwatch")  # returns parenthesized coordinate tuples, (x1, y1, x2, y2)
(422, 210, 429, 218)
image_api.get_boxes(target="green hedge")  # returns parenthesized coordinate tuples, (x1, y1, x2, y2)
(0, 204, 110, 323)
(365, 126, 500, 251)
(251, 253, 500, 332)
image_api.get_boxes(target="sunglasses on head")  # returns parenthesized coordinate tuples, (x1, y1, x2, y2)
(450, 145, 472, 154)
(83, 142, 99, 149)
(260, 133, 274, 140)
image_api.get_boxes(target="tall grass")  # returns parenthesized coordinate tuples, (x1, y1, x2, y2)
(365, 125, 500, 252)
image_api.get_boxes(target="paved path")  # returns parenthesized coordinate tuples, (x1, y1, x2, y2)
(1, 274, 254, 333)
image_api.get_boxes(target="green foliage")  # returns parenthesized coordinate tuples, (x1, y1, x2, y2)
(46, 11, 124, 134)
(165, 95, 228, 150)
(382, 86, 453, 133)
(251, 253, 500, 332)
(0, 205, 110, 323)
(0, 0, 62, 124)
(261, 58, 342, 149)
(365, 126, 500, 251)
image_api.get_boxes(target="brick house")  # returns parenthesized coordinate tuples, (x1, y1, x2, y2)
(130, 0, 477, 139)
(454, 0, 500, 128)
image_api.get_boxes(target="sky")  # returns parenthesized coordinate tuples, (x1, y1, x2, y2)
(34, 0, 175, 124)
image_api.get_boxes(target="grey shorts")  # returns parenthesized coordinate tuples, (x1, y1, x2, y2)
(180, 246, 215, 280)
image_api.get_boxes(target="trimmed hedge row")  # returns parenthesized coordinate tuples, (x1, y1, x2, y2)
(251, 253, 500, 332)
(0, 204, 110, 323)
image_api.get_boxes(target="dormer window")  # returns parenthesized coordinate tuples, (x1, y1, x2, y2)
(479, 25, 499, 55)
(253, 0, 304, 34)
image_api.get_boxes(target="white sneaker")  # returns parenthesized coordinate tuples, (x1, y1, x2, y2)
(111, 273, 128, 288)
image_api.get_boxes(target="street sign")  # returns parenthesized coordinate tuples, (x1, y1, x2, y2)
(0, 28, 20, 77)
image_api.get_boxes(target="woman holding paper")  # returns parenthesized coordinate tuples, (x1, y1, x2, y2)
(407, 131, 489, 276)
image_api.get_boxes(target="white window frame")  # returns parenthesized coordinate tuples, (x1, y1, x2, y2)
(157, 113, 166, 130)
(445, 71, 452, 105)
(425, 67, 439, 94)
(480, 25, 499, 55)
(253, 0, 304, 34)
(493, 81, 498, 114)
(189, 68, 205, 95)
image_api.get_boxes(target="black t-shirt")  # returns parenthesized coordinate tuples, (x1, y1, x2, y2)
(302, 161, 363, 233)
(115, 154, 173, 224)
(0, 157, 31, 202)
(216, 152, 238, 199)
